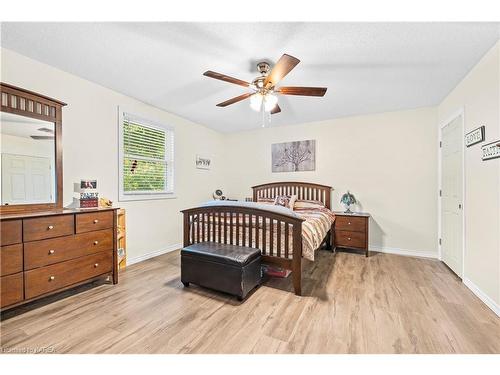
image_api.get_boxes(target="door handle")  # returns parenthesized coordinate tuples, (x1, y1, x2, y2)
(458, 204, 462, 209)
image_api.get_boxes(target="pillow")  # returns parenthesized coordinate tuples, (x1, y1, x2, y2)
(293, 199, 325, 210)
(273, 194, 297, 210)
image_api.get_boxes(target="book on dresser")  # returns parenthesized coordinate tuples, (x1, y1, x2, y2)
(79, 179, 99, 209)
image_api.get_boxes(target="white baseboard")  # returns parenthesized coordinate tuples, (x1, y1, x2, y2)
(126, 243, 181, 266)
(369, 244, 438, 259)
(463, 278, 500, 317)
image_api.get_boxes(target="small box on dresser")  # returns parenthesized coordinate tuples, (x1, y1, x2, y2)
(333, 212, 370, 257)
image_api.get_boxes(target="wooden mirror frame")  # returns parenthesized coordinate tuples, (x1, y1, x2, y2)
(0, 83, 67, 214)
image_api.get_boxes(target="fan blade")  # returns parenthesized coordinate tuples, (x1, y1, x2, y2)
(271, 104, 281, 114)
(203, 71, 250, 88)
(277, 86, 327, 97)
(264, 54, 300, 88)
(216, 93, 252, 107)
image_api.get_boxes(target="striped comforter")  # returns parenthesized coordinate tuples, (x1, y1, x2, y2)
(294, 207, 336, 260)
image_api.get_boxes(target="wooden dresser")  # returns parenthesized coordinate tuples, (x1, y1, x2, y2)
(333, 212, 370, 257)
(0, 208, 118, 310)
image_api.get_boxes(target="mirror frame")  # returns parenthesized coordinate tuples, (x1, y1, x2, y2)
(0, 82, 67, 214)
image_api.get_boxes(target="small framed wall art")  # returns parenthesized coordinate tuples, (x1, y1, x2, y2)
(196, 155, 211, 170)
(481, 140, 500, 161)
(465, 126, 485, 147)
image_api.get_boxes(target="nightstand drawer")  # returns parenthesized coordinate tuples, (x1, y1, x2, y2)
(335, 216, 366, 232)
(335, 230, 366, 249)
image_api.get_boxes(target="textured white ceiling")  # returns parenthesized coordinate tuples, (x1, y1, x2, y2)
(1, 22, 499, 132)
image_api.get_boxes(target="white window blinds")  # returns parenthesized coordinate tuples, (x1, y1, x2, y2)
(119, 111, 174, 200)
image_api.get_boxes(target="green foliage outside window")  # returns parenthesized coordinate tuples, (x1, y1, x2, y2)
(123, 121, 168, 192)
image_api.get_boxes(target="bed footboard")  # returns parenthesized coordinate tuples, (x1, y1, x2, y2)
(181, 205, 305, 295)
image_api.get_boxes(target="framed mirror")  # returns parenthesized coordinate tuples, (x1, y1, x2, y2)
(0, 83, 66, 214)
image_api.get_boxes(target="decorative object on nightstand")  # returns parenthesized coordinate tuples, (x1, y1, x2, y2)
(340, 191, 356, 213)
(333, 211, 370, 257)
(116, 209, 127, 270)
(213, 189, 225, 200)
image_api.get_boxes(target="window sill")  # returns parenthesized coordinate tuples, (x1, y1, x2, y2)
(118, 193, 177, 202)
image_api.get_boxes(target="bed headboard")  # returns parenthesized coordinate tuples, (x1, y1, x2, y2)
(252, 182, 332, 209)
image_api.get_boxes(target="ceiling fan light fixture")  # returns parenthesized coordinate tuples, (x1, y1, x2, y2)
(250, 92, 278, 112)
(264, 93, 278, 112)
(250, 92, 264, 111)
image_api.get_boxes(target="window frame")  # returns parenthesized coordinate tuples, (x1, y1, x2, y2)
(118, 108, 175, 202)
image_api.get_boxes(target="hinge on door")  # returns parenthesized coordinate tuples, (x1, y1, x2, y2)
(439, 238, 442, 245)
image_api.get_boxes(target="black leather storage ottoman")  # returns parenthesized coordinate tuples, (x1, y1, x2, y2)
(181, 242, 261, 300)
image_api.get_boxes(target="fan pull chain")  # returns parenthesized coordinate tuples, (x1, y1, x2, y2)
(260, 101, 272, 128)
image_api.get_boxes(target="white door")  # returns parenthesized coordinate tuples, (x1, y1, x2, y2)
(1, 154, 52, 204)
(440, 115, 464, 277)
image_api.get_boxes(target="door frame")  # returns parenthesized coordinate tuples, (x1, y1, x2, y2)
(437, 107, 465, 278)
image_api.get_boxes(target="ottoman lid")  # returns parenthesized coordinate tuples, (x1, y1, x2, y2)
(181, 242, 261, 267)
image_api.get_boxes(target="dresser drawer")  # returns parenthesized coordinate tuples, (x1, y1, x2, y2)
(335, 230, 366, 249)
(24, 229, 114, 270)
(335, 216, 366, 232)
(76, 211, 113, 233)
(1, 272, 24, 308)
(23, 215, 74, 242)
(25, 251, 112, 299)
(1, 244, 23, 276)
(0, 220, 22, 246)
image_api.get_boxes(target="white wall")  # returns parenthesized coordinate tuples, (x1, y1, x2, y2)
(1, 48, 226, 262)
(438, 41, 500, 311)
(223, 107, 438, 257)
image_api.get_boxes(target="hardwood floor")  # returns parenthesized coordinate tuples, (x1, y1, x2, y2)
(1, 249, 499, 354)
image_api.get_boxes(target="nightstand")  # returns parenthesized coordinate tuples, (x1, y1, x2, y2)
(333, 212, 370, 257)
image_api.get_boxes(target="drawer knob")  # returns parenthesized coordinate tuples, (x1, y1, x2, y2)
(93, 219, 99, 224)
(348, 237, 351, 241)
(94, 240, 99, 245)
(49, 276, 55, 281)
(348, 222, 351, 225)
(94, 263, 99, 268)
(49, 249, 55, 255)
(48, 225, 54, 230)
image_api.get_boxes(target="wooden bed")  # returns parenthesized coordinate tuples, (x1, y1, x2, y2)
(181, 182, 333, 296)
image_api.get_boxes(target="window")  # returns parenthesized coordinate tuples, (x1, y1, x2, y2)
(119, 110, 174, 201)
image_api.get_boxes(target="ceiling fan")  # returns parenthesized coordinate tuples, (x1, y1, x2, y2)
(203, 54, 327, 115)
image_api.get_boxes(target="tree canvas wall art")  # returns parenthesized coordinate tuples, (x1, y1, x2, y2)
(272, 140, 316, 172)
